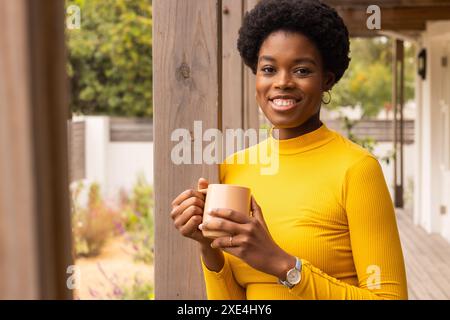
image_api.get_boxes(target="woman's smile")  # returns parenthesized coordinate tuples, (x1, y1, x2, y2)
(269, 98, 301, 112)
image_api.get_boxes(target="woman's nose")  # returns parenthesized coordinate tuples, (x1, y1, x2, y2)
(274, 71, 294, 89)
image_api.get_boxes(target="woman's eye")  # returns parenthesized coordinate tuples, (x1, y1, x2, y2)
(260, 67, 311, 76)
(261, 66, 275, 73)
(295, 68, 311, 76)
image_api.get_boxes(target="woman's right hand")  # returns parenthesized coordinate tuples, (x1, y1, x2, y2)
(170, 177, 212, 246)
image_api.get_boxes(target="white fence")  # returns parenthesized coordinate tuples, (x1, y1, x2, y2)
(69, 116, 153, 201)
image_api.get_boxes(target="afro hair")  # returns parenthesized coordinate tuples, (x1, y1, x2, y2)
(237, 0, 350, 85)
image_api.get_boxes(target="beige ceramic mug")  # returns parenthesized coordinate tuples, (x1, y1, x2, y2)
(201, 184, 251, 239)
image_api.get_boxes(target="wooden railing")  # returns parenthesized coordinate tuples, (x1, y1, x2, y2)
(110, 117, 153, 142)
(325, 119, 415, 144)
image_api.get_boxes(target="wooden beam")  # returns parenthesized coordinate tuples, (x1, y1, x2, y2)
(222, 0, 260, 151)
(393, 39, 405, 208)
(68, 121, 86, 182)
(0, 0, 40, 299)
(27, 0, 73, 299)
(153, 0, 221, 300)
(330, 5, 450, 36)
(243, 0, 260, 136)
(0, 0, 73, 299)
(343, 6, 450, 22)
(222, 0, 244, 153)
(324, 0, 450, 8)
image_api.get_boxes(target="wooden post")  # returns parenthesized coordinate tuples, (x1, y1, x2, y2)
(243, 0, 261, 135)
(222, 0, 244, 142)
(222, 0, 243, 156)
(393, 39, 405, 208)
(0, 0, 40, 299)
(0, 0, 73, 299)
(399, 40, 405, 208)
(154, 0, 261, 299)
(222, 0, 260, 152)
(153, 0, 222, 299)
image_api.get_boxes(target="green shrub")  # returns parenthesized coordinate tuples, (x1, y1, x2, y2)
(66, 0, 152, 117)
(71, 174, 154, 262)
(119, 173, 154, 264)
(71, 182, 122, 257)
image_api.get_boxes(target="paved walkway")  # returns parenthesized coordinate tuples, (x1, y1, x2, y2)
(396, 211, 450, 299)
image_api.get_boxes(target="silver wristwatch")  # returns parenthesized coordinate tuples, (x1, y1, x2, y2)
(278, 257, 302, 289)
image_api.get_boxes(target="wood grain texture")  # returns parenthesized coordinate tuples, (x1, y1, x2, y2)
(334, 6, 450, 36)
(397, 212, 450, 299)
(222, 0, 244, 140)
(68, 121, 86, 181)
(243, 0, 260, 136)
(325, 119, 415, 144)
(324, 0, 450, 8)
(27, 0, 73, 299)
(153, 0, 221, 299)
(110, 117, 153, 142)
(322, 0, 450, 36)
(222, 0, 260, 152)
(0, 0, 40, 299)
(0, 0, 73, 299)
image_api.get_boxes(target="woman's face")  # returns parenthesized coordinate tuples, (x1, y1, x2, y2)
(255, 31, 335, 130)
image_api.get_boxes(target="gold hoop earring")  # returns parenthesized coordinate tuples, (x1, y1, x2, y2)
(321, 91, 331, 105)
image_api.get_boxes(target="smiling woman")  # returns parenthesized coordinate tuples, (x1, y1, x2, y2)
(169, 0, 408, 300)
(256, 32, 335, 138)
(239, 0, 350, 140)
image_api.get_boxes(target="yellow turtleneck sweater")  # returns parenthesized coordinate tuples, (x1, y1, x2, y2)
(200, 122, 408, 300)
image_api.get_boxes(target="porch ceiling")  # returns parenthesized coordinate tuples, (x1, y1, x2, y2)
(323, 0, 450, 37)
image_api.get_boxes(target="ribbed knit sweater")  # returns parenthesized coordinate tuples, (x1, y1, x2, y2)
(201, 122, 408, 299)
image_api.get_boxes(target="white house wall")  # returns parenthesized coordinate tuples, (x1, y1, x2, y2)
(418, 21, 450, 242)
(81, 116, 153, 203)
(84, 116, 109, 192)
(107, 142, 154, 196)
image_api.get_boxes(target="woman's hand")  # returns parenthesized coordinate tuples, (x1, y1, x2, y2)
(170, 177, 212, 246)
(199, 196, 295, 279)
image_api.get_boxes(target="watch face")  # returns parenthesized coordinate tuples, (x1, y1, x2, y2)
(287, 269, 300, 284)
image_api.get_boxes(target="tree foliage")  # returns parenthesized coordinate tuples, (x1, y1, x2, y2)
(66, 0, 152, 117)
(327, 37, 415, 118)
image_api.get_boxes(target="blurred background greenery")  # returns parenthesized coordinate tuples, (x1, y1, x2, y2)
(66, 0, 154, 300)
(70, 176, 154, 300)
(66, 0, 152, 117)
(65, 0, 413, 121)
(328, 37, 415, 118)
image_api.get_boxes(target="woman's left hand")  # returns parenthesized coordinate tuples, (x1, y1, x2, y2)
(199, 196, 295, 279)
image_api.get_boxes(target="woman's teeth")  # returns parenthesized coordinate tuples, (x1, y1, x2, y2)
(272, 99, 297, 106)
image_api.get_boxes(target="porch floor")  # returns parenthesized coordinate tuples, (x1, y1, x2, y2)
(396, 210, 450, 300)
